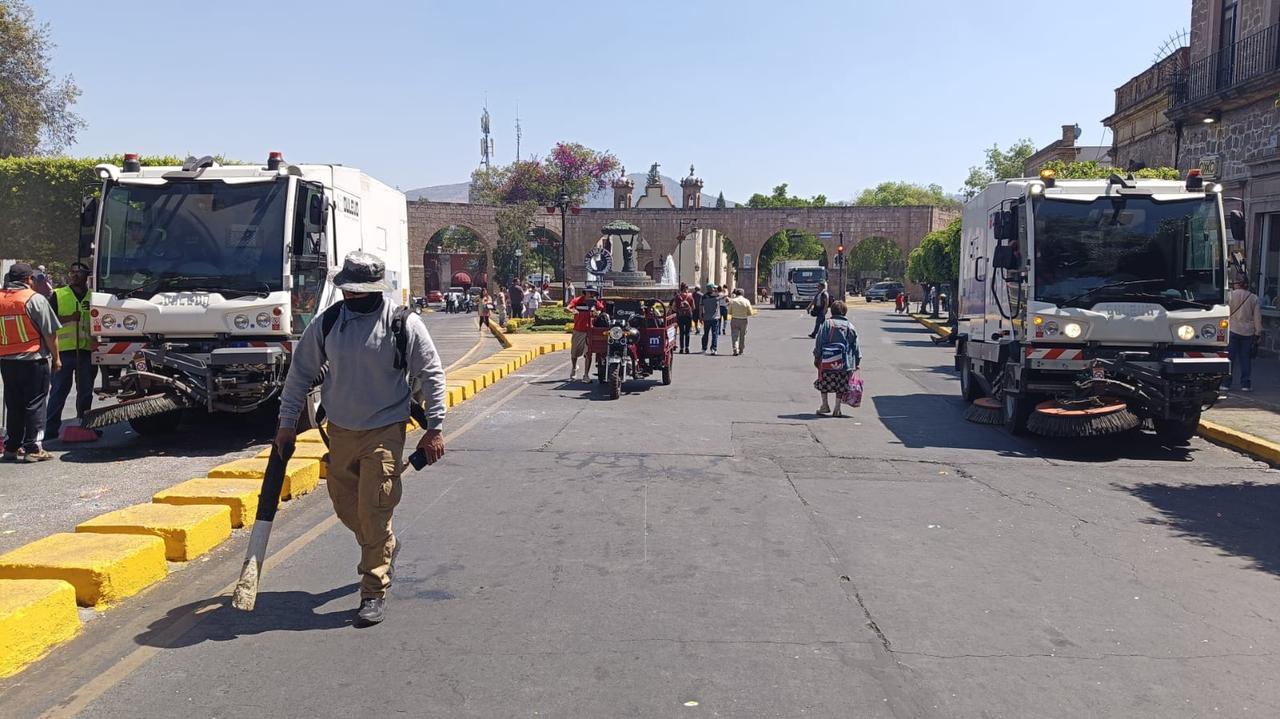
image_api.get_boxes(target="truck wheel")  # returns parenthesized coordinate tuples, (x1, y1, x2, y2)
(960, 357, 982, 402)
(1154, 414, 1200, 445)
(129, 409, 185, 436)
(1002, 391, 1034, 436)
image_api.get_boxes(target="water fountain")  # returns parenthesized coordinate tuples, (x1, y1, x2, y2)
(659, 255, 678, 287)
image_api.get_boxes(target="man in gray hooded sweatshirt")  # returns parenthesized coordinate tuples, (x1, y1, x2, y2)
(276, 251, 447, 626)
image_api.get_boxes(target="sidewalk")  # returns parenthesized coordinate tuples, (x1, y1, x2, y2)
(1202, 355, 1280, 459)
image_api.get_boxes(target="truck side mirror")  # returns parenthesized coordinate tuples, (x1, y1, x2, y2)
(78, 196, 98, 259)
(992, 243, 1019, 270)
(309, 194, 329, 228)
(992, 210, 1014, 241)
(1228, 209, 1246, 243)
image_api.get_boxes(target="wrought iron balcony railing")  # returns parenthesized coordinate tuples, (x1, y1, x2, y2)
(1173, 22, 1280, 106)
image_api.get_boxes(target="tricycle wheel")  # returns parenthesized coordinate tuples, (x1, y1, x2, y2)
(609, 367, 622, 399)
(661, 360, 672, 386)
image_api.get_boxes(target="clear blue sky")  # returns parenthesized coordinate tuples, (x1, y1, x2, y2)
(34, 0, 1188, 201)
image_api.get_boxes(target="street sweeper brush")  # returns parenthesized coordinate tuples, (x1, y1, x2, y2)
(1026, 398, 1140, 438)
(80, 393, 192, 430)
(964, 397, 1003, 425)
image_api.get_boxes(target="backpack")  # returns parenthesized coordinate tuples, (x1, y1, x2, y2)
(310, 300, 424, 444)
(817, 318, 852, 371)
(675, 296, 692, 318)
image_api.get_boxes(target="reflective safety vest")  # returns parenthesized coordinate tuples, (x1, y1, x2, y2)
(53, 286, 92, 352)
(0, 288, 42, 357)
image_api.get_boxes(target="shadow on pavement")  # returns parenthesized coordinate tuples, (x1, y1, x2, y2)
(873, 393, 1197, 462)
(134, 583, 360, 648)
(1126, 481, 1280, 576)
(56, 410, 272, 464)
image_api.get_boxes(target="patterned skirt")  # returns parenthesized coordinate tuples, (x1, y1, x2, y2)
(814, 368, 853, 394)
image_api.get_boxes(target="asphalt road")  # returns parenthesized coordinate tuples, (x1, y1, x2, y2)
(3, 304, 1278, 718)
(0, 311, 500, 554)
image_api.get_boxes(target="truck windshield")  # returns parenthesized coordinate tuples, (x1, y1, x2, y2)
(791, 268, 826, 283)
(95, 179, 287, 297)
(1033, 195, 1225, 309)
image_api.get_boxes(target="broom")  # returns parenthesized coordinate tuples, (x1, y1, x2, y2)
(963, 396, 1003, 425)
(230, 440, 295, 611)
(81, 393, 191, 430)
(1026, 398, 1140, 438)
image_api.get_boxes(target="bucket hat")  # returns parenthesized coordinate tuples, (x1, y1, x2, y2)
(332, 251, 390, 293)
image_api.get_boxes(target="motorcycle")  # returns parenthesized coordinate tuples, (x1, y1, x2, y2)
(592, 300, 675, 400)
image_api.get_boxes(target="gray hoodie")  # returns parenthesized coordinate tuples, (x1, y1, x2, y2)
(278, 301, 446, 431)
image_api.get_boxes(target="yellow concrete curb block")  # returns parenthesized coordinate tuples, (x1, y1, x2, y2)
(75, 503, 232, 562)
(912, 314, 952, 338)
(447, 382, 475, 400)
(446, 386, 463, 407)
(0, 533, 167, 607)
(0, 579, 80, 678)
(255, 442, 330, 477)
(1197, 419, 1280, 465)
(207, 457, 321, 500)
(297, 428, 326, 443)
(153, 477, 262, 528)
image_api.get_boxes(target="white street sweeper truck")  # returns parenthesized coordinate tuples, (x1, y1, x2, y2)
(954, 168, 1233, 443)
(78, 153, 410, 435)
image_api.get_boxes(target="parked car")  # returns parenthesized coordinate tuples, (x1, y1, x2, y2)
(427, 290, 443, 303)
(864, 281, 904, 302)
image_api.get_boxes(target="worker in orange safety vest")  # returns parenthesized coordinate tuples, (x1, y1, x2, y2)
(1, 263, 62, 462)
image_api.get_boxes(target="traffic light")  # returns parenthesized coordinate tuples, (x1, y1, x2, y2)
(836, 244, 845, 255)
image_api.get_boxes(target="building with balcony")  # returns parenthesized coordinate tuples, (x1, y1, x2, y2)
(1170, 1, 1280, 348)
(1103, 47, 1187, 170)
(1022, 124, 1112, 177)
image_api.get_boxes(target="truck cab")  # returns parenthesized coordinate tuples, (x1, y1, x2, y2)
(956, 171, 1232, 442)
(80, 153, 409, 434)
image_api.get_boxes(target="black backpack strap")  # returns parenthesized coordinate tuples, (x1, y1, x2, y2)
(318, 300, 345, 359)
(391, 305, 411, 371)
(311, 301, 344, 448)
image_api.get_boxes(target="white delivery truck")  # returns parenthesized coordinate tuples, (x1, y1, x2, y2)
(79, 153, 410, 435)
(955, 169, 1234, 442)
(769, 259, 827, 309)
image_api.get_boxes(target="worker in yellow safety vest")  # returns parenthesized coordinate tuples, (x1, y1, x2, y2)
(1, 262, 61, 461)
(46, 262, 99, 440)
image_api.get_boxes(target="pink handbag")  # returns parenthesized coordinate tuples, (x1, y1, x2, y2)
(844, 371, 864, 407)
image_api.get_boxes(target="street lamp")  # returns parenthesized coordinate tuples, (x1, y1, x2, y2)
(514, 248, 523, 283)
(548, 190, 576, 302)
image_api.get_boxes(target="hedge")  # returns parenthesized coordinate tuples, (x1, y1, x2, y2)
(0, 155, 207, 276)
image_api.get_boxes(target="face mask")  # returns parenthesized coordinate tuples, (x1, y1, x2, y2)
(345, 294, 384, 314)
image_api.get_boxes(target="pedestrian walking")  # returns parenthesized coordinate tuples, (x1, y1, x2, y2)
(895, 291, 906, 314)
(45, 262, 98, 441)
(808, 281, 831, 338)
(1, 263, 61, 462)
(812, 300, 861, 417)
(568, 288, 604, 381)
(276, 251, 447, 626)
(673, 283, 694, 353)
(444, 292, 455, 314)
(508, 280, 525, 320)
(1224, 278, 1263, 392)
(700, 284, 721, 354)
(728, 288, 753, 356)
(717, 286, 729, 335)
(478, 290, 493, 331)
(524, 282, 542, 317)
(692, 287, 704, 335)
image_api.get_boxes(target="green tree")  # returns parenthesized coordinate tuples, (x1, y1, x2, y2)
(1039, 159, 1180, 180)
(0, 0, 83, 157)
(469, 142, 619, 208)
(854, 181, 959, 210)
(747, 183, 828, 208)
(848, 236, 904, 278)
(715, 191, 725, 209)
(962, 138, 1036, 198)
(492, 203, 536, 286)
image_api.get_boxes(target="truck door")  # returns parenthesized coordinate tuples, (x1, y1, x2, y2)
(290, 181, 329, 332)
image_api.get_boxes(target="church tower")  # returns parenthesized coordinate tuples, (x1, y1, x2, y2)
(612, 167, 634, 209)
(681, 165, 703, 209)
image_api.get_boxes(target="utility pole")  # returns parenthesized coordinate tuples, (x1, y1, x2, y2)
(515, 103, 521, 161)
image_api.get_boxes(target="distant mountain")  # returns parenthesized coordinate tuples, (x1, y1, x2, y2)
(405, 173, 737, 208)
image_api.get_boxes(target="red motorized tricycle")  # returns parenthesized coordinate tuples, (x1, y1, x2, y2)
(588, 298, 676, 399)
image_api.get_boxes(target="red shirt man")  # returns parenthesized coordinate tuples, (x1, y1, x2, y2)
(567, 289, 604, 381)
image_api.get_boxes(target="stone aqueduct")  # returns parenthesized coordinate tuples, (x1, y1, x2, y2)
(407, 200, 958, 298)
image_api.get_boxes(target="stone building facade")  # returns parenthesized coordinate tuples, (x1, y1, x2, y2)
(1103, 47, 1186, 170)
(1170, 0, 1280, 351)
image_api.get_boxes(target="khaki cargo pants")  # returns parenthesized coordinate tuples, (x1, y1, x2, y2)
(326, 421, 405, 599)
(730, 318, 748, 353)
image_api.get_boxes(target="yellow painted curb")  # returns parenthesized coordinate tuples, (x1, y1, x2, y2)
(445, 386, 463, 407)
(207, 457, 321, 500)
(297, 428, 326, 443)
(76, 503, 232, 562)
(1197, 419, 1280, 465)
(255, 442, 330, 477)
(447, 382, 474, 400)
(0, 579, 80, 679)
(912, 314, 952, 338)
(0, 533, 167, 607)
(153, 477, 262, 528)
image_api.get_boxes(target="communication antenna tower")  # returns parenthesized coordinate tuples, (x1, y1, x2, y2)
(515, 103, 522, 161)
(480, 105, 494, 170)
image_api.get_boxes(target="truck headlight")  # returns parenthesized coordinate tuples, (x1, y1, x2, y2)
(234, 314, 250, 330)
(1063, 322, 1083, 339)
(1176, 324, 1196, 341)
(1043, 321, 1060, 336)
(608, 326, 624, 340)
(101, 314, 116, 329)
(1200, 324, 1217, 340)
(122, 315, 138, 331)
(256, 312, 271, 328)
